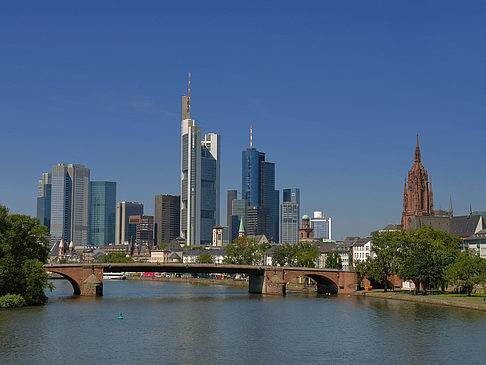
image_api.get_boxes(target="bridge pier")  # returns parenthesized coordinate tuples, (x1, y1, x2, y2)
(47, 265, 104, 296)
(249, 269, 286, 295)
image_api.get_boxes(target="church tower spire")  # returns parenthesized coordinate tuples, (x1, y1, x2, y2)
(401, 136, 434, 230)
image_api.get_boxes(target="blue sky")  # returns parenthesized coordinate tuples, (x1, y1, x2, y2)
(1, 1, 485, 240)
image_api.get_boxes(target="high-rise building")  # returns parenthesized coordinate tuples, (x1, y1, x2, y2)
(226, 190, 237, 241)
(154, 194, 180, 245)
(230, 198, 248, 242)
(50, 163, 90, 246)
(89, 181, 116, 246)
(283, 188, 300, 224)
(37, 172, 52, 231)
(129, 215, 154, 247)
(180, 74, 220, 245)
(280, 201, 299, 244)
(241, 128, 279, 241)
(310, 210, 332, 240)
(115, 201, 143, 244)
(402, 136, 434, 229)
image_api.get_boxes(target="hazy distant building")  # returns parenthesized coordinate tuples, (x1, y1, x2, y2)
(241, 133, 279, 242)
(310, 210, 332, 240)
(115, 201, 143, 244)
(89, 181, 116, 246)
(283, 188, 300, 224)
(280, 201, 299, 244)
(49, 163, 90, 246)
(226, 190, 237, 242)
(37, 172, 52, 231)
(180, 73, 220, 245)
(154, 194, 180, 245)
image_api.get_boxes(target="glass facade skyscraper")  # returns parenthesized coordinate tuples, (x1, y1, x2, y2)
(241, 147, 279, 242)
(89, 181, 116, 246)
(50, 163, 90, 246)
(37, 172, 51, 231)
(310, 210, 332, 240)
(115, 201, 144, 244)
(280, 202, 299, 244)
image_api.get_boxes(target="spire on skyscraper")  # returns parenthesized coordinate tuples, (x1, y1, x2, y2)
(250, 124, 253, 148)
(187, 71, 191, 118)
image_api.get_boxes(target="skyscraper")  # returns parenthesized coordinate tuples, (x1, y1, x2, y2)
(154, 194, 180, 245)
(310, 211, 332, 240)
(241, 127, 279, 241)
(280, 201, 299, 244)
(115, 201, 143, 244)
(129, 215, 154, 247)
(50, 163, 90, 246)
(226, 190, 237, 242)
(283, 188, 300, 223)
(89, 181, 116, 246)
(230, 198, 248, 242)
(37, 172, 52, 231)
(180, 73, 220, 245)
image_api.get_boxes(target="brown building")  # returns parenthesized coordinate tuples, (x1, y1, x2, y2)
(129, 215, 154, 247)
(401, 136, 434, 230)
(154, 194, 180, 245)
(299, 214, 314, 240)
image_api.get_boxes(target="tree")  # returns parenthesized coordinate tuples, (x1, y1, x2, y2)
(447, 250, 486, 296)
(295, 241, 319, 268)
(0, 205, 50, 306)
(325, 251, 342, 270)
(224, 237, 269, 265)
(354, 260, 367, 289)
(272, 243, 298, 266)
(398, 226, 460, 294)
(100, 252, 134, 263)
(197, 253, 213, 264)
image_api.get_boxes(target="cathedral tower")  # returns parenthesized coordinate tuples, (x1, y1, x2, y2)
(401, 136, 434, 229)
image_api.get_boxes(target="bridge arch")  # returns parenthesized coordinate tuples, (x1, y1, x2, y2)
(284, 271, 339, 294)
(48, 270, 82, 295)
(46, 265, 104, 296)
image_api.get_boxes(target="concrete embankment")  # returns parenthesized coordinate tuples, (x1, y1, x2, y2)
(355, 291, 486, 312)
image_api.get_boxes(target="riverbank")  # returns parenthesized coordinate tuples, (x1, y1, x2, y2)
(355, 290, 486, 312)
(126, 275, 316, 292)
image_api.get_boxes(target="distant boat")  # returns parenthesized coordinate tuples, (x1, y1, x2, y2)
(103, 272, 126, 280)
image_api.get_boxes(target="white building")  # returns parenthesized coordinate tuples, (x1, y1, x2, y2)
(310, 211, 332, 240)
(351, 238, 373, 264)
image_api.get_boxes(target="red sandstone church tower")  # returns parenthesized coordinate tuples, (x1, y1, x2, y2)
(401, 136, 434, 230)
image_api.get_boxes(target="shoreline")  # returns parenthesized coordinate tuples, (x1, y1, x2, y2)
(354, 290, 486, 312)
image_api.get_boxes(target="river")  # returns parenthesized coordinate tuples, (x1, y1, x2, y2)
(1, 279, 485, 364)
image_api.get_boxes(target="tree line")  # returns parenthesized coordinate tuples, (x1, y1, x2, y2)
(355, 226, 486, 295)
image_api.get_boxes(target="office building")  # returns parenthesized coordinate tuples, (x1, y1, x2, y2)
(180, 73, 220, 245)
(49, 163, 90, 246)
(280, 201, 299, 244)
(89, 181, 116, 246)
(311, 210, 332, 240)
(226, 190, 237, 242)
(129, 215, 154, 247)
(241, 129, 279, 242)
(283, 188, 300, 225)
(37, 172, 52, 231)
(154, 194, 180, 245)
(115, 201, 143, 244)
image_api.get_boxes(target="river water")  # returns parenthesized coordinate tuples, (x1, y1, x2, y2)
(1, 279, 485, 364)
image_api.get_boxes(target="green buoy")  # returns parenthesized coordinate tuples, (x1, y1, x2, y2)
(118, 313, 123, 320)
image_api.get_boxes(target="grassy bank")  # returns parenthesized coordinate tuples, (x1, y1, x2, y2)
(355, 290, 486, 312)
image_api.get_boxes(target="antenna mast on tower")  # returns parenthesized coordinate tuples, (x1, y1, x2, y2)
(250, 125, 253, 148)
(187, 72, 191, 118)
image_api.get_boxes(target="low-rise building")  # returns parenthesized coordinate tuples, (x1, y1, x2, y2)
(182, 249, 226, 264)
(351, 237, 373, 264)
(463, 229, 486, 259)
(150, 250, 171, 263)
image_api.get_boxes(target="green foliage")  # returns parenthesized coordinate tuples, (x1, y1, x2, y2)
(295, 242, 319, 268)
(325, 251, 342, 270)
(157, 243, 168, 250)
(0, 205, 50, 306)
(0, 294, 26, 308)
(197, 253, 213, 264)
(446, 250, 486, 296)
(224, 237, 270, 265)
(101, 252, 134, 263)
(369, 230, 404, 291)
(354, 260, 367, 288)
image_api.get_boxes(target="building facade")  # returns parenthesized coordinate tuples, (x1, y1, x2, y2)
(37, 172, 52, 231)
(241, 144, 279, 242)
(89, 181, 116, 246)
(226, 190, 237, 243)
(49, 163, 90, 246)
(129, 215, 154, 247)
(402, 136, 434, 230)
(180, 76, 220, 246)
(310, 210, 332, 240)
(280, 201, 299, 244)
(115, 201, 143, 244)
(299, 214, 314, 240)
(154, 194, 180, 245)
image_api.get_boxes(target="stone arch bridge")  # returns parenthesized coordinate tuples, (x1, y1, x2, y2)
(45, 263, 358, 296)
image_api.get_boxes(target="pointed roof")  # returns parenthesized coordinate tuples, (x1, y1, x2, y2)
(239, 217, 245, 233)
(414, 134, 421, 163)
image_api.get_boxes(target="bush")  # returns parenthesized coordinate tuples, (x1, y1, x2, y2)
(0, 294, 27, 308)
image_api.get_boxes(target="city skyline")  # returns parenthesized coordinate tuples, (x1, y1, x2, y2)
(1, 2, 486, 239)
